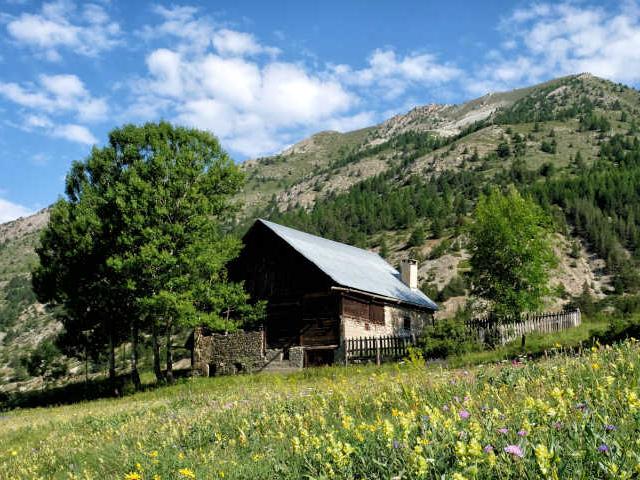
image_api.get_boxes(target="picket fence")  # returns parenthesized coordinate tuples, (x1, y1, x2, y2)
(344, 334, 417, 365)
(342, 309, 581, 364)
(466, 308, 582, 345)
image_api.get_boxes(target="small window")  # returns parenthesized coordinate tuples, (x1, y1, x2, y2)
(403, 317, 411, 332)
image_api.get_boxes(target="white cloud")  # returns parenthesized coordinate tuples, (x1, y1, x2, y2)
(212, 29, 280, 57)
(51, 124, 97, 145)
(137, 44, 356, 156)
(5, 0, 121, 60)
(335, 48, 462, 99)
(472, 2, 640, 94)
(0, 74, 108, 123)
(0, 197, 32, 223)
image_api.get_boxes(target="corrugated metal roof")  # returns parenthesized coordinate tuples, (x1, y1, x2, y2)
(258, 219, 437, 310)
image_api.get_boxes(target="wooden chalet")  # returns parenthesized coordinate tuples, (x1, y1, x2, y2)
(228, 219, 437, 366)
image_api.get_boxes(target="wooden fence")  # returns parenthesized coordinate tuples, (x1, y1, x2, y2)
(466, 308, 581, 345)
(344, 334, 417, 365)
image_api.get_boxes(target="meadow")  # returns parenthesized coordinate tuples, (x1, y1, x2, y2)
(1, 340, 640, 479)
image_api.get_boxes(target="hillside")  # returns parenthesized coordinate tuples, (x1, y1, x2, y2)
(1, 341, 638, 479)
(2, 72, 640, 386)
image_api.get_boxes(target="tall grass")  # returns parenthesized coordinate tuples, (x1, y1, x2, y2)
(2, 339, 639, 479)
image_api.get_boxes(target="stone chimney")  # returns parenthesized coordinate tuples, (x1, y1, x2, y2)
(400, 258, 418, 289)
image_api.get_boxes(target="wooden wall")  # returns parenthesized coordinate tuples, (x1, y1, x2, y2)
(228, 222, 339, 349)
(341, 294, 385, 325)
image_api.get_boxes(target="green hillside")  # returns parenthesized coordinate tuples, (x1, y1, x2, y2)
(2, 73, 640, 388)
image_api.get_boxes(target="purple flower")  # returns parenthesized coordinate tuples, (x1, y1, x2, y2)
(459, 409, 470, 420)
(483, 445, 494, 454)
(604, 424, 617, 432)
(504, 445, 524, 458)
(553, 422, 563, 430)
(481, 405, 489, 413)
(576, 402, 588, 412)
(393, 440, 401, 449)
(517, 429, 528, 437)
(442, 404, 450, 412)
(598, 444, 609, 453)
(498, 428, 509, 435)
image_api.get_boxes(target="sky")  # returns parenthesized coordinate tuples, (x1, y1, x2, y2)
(1, 0, 640, 222)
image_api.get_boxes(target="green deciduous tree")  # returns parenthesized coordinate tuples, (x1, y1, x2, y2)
(33, 122, 263, 387)
(468, 187, 557, 321)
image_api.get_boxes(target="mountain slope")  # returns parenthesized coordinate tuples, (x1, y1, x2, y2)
(2, 72, 638, 387)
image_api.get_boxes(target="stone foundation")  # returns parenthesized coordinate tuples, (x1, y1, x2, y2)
(193, 328, 306, 376)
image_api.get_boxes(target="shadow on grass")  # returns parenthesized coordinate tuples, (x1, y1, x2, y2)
(0, 369, 192, 411)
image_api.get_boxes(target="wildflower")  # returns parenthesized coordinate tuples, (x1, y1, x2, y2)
(605, 424, 617, 432)
(124, 474, 142, 480)
(393, 440, 401, 449)
(504, 445, 524, 458)
(517, 429, 528, 437)
(553, 422, 563, 430)
(459, 409, 470, 420)
(483, 445, 494, 454)
(598, 444, 610, 453)
(535, 444, 553, 475)
(498, 428, 509, 435)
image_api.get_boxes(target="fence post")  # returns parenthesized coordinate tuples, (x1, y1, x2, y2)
(344, 339, 349, 366)
(376, 338, 381, 366)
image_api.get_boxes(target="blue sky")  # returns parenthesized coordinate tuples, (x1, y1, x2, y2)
(1, 0, 640, 222)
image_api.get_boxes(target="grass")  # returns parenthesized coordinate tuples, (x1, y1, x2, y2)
(450, 316, 609, 367)
(2, 338, 640, 479)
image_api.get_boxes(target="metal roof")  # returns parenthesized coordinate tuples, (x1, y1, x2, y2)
(257, 219, 437, 310)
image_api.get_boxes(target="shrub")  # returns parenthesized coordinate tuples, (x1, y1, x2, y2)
(436, 275, 468, 301)
(419, 313, 480, 359)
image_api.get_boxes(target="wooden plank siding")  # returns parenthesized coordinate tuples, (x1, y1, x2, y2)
(341, 295, 385, 325)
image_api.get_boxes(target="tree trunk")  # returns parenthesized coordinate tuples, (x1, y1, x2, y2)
(130, 323, 141, 390)
(152, 322, 163, 383)
(108, 331, 116, 381)
(165, 319, 174, 384)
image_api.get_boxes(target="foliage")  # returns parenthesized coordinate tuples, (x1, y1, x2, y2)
(22, 340, 68, 381)
(437, 275, 468, 301)
(0, 275, 36, 330)
(420, 313, 480, 359)
(468, 187, 557, 320)
(408, 225, 426, 247)
(32, 122, 262, 384)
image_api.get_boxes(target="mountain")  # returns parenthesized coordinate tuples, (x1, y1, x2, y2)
(2, 72, 639, 387)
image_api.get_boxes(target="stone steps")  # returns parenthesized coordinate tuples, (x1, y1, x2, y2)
(260, 360, 300, 373)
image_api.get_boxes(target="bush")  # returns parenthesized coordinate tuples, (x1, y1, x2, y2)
(419, 313, 480, 359)
(24, 340, 68, 380)
(436, 275, 468, 301)
(408, 226, 426, 247)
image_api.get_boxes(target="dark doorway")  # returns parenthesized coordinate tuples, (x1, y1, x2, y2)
(305, 348, 335, 367)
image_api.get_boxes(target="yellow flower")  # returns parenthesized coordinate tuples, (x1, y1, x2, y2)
(178, 468, 196, 479)
(124, 473, 142, 480)
(148, 451, 159, 458)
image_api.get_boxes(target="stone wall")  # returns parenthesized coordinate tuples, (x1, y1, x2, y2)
(193, 328, 267, 376)
(385, 305, 431, 337)
(341, 305, 432, 340)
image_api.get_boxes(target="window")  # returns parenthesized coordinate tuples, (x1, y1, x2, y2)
(403, 317, 411, 332)
(369, 303, 385, 325)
